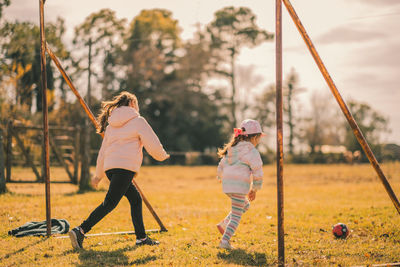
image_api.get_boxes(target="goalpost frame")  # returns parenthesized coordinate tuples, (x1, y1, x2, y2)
(276, 0, 400, 265)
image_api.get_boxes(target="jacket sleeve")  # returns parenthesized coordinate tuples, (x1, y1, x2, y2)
(95, 130, 108, 179)
(137, 117, 169, 161)
(245, 148, 264, 191)
(217, 157, 225, 180)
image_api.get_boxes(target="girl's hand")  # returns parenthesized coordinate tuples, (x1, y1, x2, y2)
(248, 189, 257, 201)
(91, 176, 102, 188)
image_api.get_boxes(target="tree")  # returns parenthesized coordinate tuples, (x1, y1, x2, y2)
(283, 68, 305, 155)
(170, 30, 226, 151)
(254, 84, 276, 131)
(301, 91, 343, 156)
(207, 6, 273, 128)
(0, 19, 68, 113)
(303, 92, 329, 154)
(0, 0, 10, 19)
(176, 27, 212, 93)
(343, 100, 389, 160)
(73, 8, 127, 102)
(254, 69, 304, 155)
(121, 10, 226, 152)
(123, 9, 181, 97)
(236, 65, 264, 123)
(122, 9, 180, 141)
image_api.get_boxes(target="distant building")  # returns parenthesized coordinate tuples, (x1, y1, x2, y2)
(320, 145, 347, 154)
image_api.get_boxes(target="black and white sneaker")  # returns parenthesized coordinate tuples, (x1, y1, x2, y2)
(136, 236, 160, 246)
(69, 227, 85, 249)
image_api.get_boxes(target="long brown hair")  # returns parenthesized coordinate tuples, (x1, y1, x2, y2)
(97, 91, 138, 133)
(217, 129, 261, 158)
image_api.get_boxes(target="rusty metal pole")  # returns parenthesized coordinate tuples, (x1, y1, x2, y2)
(46, 45, 99, 132)
(282, 0, 400, 214)
(46, 45, 167, 231)
(39, 0, 52, 236)
(276, 0, 285, 266)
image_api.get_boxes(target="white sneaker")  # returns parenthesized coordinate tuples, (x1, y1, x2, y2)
(219, 240, 233, 250)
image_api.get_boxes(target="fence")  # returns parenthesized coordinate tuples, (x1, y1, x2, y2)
(0, 120, 220, 183)
(1, 120, 81, 183)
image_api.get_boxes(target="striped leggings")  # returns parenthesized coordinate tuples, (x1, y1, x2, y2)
(221, 193, 250, 242)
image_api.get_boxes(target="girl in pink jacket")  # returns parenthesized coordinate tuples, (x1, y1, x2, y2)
(69, 91, 169, 249)
(216, 119, 265, 250)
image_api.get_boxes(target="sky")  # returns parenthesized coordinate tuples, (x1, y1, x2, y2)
(3, 0, 400, 144)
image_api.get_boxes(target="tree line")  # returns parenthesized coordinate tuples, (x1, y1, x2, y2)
(0, 5, 396, 165)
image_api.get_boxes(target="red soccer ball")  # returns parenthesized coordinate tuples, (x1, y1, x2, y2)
(332, 223, 349, 239)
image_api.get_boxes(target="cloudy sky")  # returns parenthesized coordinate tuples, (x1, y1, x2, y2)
(3, 0, 400, 143)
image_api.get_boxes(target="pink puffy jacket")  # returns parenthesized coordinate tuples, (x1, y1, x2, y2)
(95, 106, 169, 179)
(217, 141, 263, 194)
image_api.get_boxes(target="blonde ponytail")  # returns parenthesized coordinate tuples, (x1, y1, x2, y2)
(97, 91, 138, 133)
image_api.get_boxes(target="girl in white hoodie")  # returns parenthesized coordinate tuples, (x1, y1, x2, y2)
(69, 91, 169, 249)
(216, 119, 265, 250)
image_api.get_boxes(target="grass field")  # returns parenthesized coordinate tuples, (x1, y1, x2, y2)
(1, 163, 400, 266)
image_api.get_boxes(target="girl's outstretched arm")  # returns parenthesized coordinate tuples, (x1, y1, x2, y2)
(137, 117, 169, 161)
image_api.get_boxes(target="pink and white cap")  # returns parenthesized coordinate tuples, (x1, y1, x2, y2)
(239, 119, 265, 136)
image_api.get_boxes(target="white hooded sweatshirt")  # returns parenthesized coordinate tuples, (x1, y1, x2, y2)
(95, 106, 169, 179)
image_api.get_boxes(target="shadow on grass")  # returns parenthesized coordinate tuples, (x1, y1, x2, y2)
(72, 245, 157, 266)
(64, 188, 107, 197)
(217, 248, 268, 266)
(0, 237, 48, 261)
(130, 255, 157, 265)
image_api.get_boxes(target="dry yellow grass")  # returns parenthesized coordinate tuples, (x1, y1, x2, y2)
(1, 163, 399, 266)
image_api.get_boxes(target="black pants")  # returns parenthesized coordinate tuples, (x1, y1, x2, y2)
(80, 168, 146, 239)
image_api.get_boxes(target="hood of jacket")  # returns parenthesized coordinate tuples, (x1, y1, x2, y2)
(226, 141, 254, 165)
(108, 106, 139, 127)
